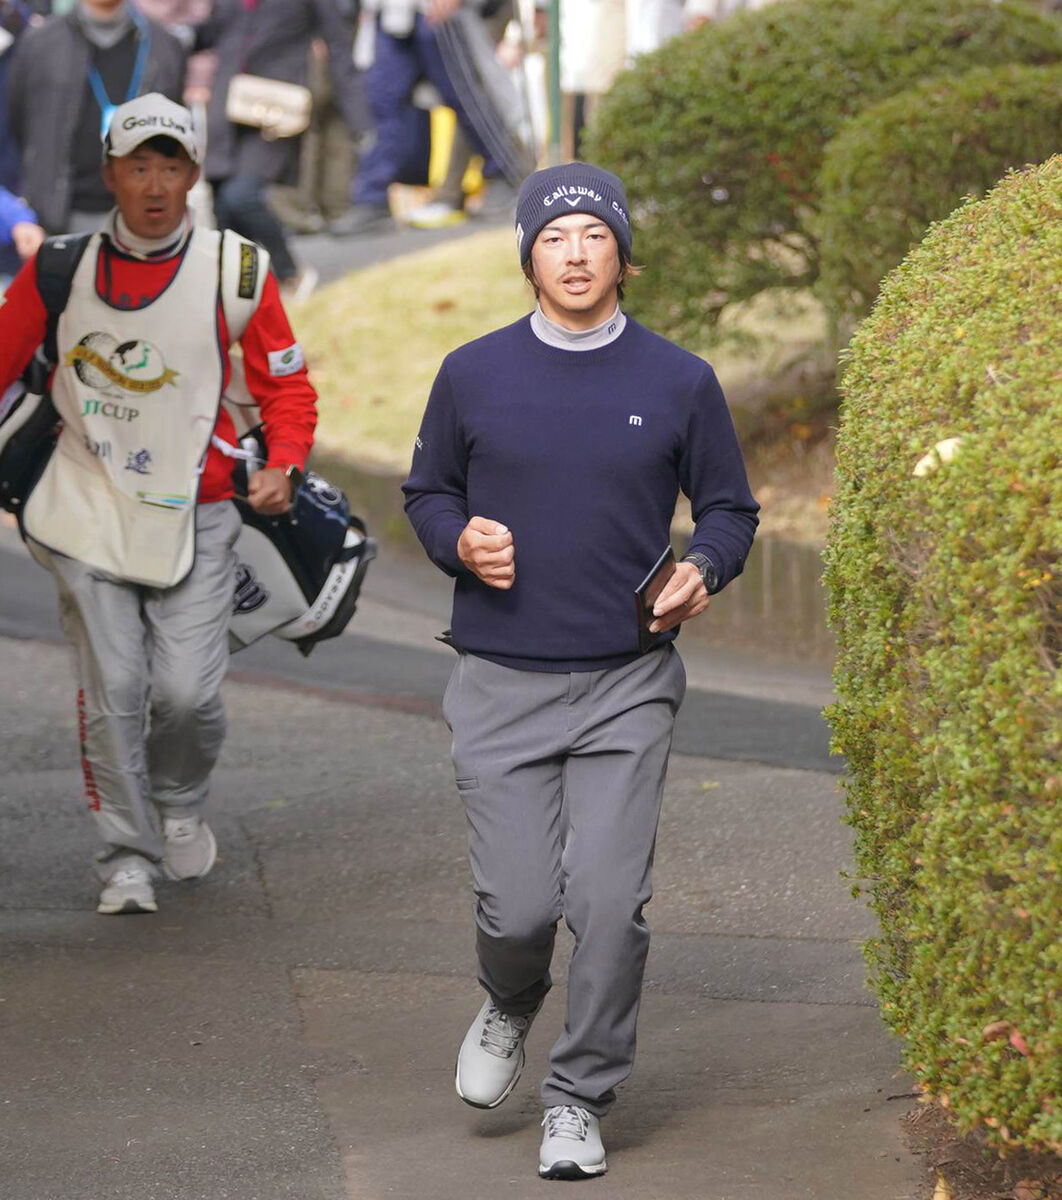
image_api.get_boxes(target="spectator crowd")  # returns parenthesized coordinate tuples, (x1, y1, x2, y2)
(0, 0, 776, 296)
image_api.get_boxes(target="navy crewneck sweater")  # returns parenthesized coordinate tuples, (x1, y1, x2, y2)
(402, 314, 759, 672)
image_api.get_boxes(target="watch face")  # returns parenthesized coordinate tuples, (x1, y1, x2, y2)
(685, 554, 716, 590)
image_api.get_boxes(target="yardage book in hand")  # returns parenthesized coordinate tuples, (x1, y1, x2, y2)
(634, 546, 676, 653)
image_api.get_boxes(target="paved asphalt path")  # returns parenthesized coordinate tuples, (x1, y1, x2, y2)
(0, 206, 919, 1200)
(0, 518, 923, 1200)
(0, 536, 837, 774)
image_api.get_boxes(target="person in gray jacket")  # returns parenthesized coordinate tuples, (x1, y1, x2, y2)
(7, 0, 185, 234)
(193, 0, 368, 297)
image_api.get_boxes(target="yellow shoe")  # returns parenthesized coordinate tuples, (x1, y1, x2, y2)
(408, 201, 468, 229)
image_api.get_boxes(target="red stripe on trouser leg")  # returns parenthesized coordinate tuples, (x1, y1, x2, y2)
(77, 687, 102, 812)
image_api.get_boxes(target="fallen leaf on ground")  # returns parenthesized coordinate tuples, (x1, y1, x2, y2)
(1010, 1029, 1031, 1056)
(1013, 1181, 1048, 1200)
(933, 1173, 952, 1200)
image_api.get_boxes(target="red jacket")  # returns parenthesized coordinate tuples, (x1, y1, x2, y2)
(0, 234, 318, 504)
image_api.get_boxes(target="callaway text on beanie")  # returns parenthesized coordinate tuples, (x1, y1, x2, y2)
(515, 162, 632, 265)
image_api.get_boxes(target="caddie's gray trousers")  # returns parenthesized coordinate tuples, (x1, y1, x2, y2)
(442, 645, 686, 1116)
(32, 502, 240, 876)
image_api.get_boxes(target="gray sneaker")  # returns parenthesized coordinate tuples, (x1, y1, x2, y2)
(162, 816, 217, 881)
(539, 1105, 607, 1180)
(455, 998, 538, 1109)
(97, 862, 157, 915)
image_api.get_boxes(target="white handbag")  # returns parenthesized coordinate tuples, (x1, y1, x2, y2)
(225, 73, 313, 140)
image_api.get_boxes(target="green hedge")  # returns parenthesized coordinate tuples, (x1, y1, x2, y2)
(824, 158, 1062, 1150)
(584, 0, 1062, 348)
(818, 64, 1062, 325)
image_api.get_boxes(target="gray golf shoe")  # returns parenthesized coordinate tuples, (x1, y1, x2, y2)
(539, 1105, 607, 1180)
(455, 998, 538, 1108)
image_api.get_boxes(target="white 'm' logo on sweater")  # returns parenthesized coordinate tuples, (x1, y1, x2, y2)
(629, 415, 643, 426)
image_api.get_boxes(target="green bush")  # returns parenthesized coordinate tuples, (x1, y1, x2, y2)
(818, 63, 1062, 326)
(584, 0, 1062, 348)
(824, 158, 1062, 1150)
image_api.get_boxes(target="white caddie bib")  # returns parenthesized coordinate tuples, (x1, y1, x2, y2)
(23, 227, 227, 588)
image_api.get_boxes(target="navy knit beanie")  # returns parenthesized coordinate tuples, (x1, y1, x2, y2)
(515, 162, 632, 266)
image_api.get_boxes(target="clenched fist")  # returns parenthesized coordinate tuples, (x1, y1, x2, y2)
(458, 516, 515, 589)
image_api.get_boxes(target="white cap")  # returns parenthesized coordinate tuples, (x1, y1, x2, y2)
(102, 93, 202, 164)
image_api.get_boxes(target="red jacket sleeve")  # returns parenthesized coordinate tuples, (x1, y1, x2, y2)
(237, 272, 318, 471)
(0, 256, 50, 389)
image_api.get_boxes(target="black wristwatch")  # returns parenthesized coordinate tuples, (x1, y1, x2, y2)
(283, 463, 305, 495)
(682, 552, 719, 594)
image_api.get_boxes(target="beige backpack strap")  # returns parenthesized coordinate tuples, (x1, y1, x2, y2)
(219, 229, 270, 345)
(218, 230, 271, 438)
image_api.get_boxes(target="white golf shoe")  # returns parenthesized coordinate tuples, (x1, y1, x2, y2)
(97, 862, 157, 915)
(162, 816, 217, 881)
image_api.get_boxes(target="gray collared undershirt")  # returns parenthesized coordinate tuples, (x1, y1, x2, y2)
(530, 303, 626, 351)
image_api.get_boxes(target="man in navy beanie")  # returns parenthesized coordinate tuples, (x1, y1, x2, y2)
(403, 161, 759, 1179)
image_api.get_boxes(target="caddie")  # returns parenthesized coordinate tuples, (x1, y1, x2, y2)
(403, 161, 759, 1179)
(0, 93, 317, 915)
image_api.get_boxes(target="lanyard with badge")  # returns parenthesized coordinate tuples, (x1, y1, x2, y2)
(88, 10, 151, 141)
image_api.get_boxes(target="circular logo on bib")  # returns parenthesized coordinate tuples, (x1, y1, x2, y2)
(65, 334, 179, 397)
(71, 333, 121, 395)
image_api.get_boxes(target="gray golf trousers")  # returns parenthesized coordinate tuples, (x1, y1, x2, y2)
(32, 501, 241, 874)
(442, 644, 686, 1116)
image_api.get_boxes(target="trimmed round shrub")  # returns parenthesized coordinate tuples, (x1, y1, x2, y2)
(584, 0, 1062, 347)
(818, 63, 1062, 325)
(824, 158, 1062, 1150)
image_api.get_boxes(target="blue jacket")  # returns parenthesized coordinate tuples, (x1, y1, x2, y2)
(0, 182, 35, 276)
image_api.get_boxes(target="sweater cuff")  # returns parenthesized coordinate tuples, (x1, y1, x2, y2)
(685, 541, 730, 590)
(431, 518, 471, 577)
